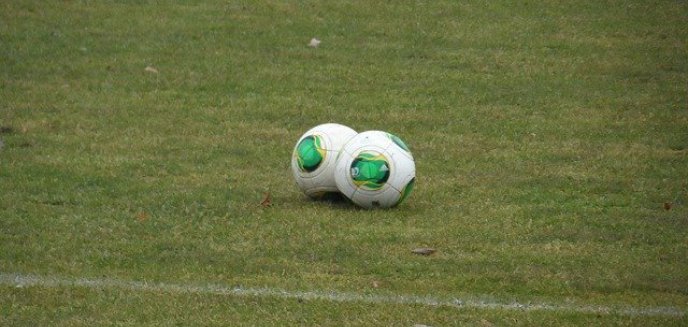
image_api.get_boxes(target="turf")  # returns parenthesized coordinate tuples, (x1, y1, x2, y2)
(1, 0, 687, 325)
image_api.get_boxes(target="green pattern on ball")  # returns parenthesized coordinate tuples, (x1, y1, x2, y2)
(350, 151, 390, 190)
(296, 135, 325, 172)
(387, 133, 410, 153)
(397, 177, 415, 205)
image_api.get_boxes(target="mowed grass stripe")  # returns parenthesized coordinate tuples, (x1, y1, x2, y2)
(2, 272, 684, 318)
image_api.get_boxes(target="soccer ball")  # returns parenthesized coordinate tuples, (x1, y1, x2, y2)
(291, 123, 358, 198)
(334, 130, 415, 208)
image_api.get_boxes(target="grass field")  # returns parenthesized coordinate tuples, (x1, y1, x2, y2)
(1, 0, 687, 325)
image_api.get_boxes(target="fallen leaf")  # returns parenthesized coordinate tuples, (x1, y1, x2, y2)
(260, 192, 272, 207)
(663, 202, 672, 211)
(0, 126, 15, 134)
(411, 248, 436, 256)
(308, 38, 321, 48)
(136, 211, 148, 221)
(144, 66, 159, 74)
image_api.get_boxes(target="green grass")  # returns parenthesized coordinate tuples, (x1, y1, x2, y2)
(1, 0, 687, 325)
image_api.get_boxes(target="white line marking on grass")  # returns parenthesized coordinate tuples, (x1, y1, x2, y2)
(1, 272, 685, 317)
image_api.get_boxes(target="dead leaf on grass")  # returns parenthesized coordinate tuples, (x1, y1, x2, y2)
(136, 211, 148, 222)
(308, 38, 321, 48)
(411, 247, 436, 256)
(663, 202, 672, 211)
(0, 126, 15, 134)
(260, 192, 272, 207)
(144, 66, 159, 74)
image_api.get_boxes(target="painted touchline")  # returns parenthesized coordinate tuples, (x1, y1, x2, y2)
(1, 272, 685, 317)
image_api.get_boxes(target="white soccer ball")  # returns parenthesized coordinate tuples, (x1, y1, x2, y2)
(334, 130, 416, 208)
(291, 123, 358, 198)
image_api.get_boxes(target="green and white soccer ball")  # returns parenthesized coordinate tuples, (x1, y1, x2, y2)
(291, 123, 358, 198)
(334, 130, 415, 208)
